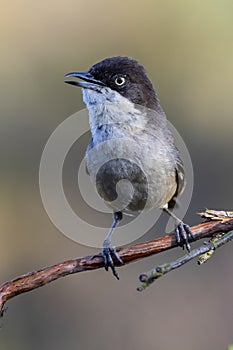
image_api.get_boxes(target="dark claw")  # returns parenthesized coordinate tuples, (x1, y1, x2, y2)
(175, 222, 193, 252)
(102, 246, 124, 280)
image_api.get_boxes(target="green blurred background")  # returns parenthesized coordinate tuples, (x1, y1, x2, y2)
(1, 1, 233, 349)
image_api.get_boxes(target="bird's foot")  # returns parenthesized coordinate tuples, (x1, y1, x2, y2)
(175, 221, 194, 252)
(102, 240, 124, 280)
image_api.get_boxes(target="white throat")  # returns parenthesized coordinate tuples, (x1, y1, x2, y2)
(82, 87, 147, 132)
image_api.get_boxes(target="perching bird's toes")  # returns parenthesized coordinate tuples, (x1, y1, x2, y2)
(102, 243, 124, 280)
(175, 222, 194, 252)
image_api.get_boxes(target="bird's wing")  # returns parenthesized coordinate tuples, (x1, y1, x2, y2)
(168, 157, 186, 210)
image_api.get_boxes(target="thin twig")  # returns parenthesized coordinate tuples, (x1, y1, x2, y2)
(137, 230, 233, 291)
(0, 211, 233, 317)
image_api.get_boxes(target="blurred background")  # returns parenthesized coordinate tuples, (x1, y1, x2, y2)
(1, 1, 233, 349)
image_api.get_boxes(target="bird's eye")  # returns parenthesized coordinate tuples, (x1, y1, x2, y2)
(114, 76, 125, 86)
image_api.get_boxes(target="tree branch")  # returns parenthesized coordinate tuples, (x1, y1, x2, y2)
(137, 230, 233, 291)
(1, 210, 233, 317)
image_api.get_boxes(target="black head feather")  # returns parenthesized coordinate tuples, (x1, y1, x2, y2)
(88, 56, 161, 111)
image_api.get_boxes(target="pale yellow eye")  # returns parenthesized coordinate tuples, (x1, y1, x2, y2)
(115, 76, 125, 86)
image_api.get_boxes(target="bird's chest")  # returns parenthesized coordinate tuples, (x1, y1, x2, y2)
(86, 124, 152, 170)
(85, 124, 175, 212)
(85, 125, 148, 211)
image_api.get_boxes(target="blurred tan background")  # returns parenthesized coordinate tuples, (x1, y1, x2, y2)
(1, 1, 233, 349)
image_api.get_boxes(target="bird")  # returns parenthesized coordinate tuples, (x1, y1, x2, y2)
(65, 56, 193, 279)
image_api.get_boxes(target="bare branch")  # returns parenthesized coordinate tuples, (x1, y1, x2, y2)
(137, 230, 233, 291)
(1, 211, 233, 317)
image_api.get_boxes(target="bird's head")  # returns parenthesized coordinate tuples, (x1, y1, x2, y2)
(65, 56, 160, 111)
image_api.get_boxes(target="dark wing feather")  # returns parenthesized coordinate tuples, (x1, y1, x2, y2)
(168, 158, 186, 210)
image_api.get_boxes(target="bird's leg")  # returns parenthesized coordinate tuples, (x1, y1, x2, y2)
(102, 211, 124, 279)
(163, 206, 194, 252)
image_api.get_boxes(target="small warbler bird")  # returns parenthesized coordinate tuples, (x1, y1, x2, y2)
(65, 56, 193, 279)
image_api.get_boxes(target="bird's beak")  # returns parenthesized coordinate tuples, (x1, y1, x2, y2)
(64, 71, 105, 90)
